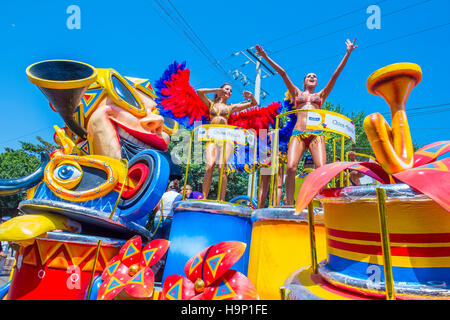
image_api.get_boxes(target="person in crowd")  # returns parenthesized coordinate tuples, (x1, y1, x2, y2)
(188, 191, 204, 200)
(153, 180, 182, 239)
(180, 184, 193, 199)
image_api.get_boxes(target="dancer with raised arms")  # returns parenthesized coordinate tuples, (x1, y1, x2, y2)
(255, 38, 357, 205)
(197, 84, 257, 200)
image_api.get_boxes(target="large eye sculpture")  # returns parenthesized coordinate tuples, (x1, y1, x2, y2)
(44, 154, 122, 202)
(53, 162, 83, 189)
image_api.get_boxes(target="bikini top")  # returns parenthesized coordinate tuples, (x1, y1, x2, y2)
(295, 91, 322, 108)
(210, 102, 232, 119)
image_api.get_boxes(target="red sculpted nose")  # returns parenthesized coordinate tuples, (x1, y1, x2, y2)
(140, 113, 164, 135)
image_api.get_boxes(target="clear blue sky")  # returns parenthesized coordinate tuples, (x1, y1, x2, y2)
(0, 0, 449, 152)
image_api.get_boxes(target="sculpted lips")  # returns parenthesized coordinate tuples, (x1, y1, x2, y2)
(110, 118, 168, 151)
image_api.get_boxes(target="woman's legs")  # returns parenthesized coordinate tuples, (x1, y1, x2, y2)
(258, 173, 270, 208)
(309, 135, 327, 168)
(217, 141, 234, 201)
(275, 164, 284, 206)
(202, 143, 218, 199)
(258, 163, 284, 207)
(285, 137, 307, 205)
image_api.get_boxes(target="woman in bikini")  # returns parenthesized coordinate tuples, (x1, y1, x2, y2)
(197, 83, 257, 201)
(255, 38, 357, 205)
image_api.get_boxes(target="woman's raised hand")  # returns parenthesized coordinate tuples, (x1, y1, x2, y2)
(346, 38, 358, 53)
(242, 91, 253, 99)
(255, 45, 267, 58)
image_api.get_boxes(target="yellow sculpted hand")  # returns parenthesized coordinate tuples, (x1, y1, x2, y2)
(0, 213, 81, 243)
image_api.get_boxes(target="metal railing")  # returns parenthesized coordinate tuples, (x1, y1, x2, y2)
(182, 124, 258, 206)
(269, 108, 354, 207)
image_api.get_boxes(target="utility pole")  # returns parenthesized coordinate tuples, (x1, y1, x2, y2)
(228, 47, 275, 202)
(254, 60, 262, 105)
(246, 59, 261, 201)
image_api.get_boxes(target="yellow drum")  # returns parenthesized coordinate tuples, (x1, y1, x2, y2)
(247, 207, 327, 299)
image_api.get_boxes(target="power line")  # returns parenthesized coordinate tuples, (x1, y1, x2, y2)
(0, 126, 53, 145)
(270, 0, 433, 55)
(414, 128, 450, 130)
(190, 1, 390, 73)
(408, 107, 450, 117)
(153, 0, 232, 83)
(153, 0, 214, 64)
(166, 0, 217, 61)
(381, 103, 450, 115)
(263, 0, 389, 47)
(286, 20, 450, 72)
(190, 0, 433, 90)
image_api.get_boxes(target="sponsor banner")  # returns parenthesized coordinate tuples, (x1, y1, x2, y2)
(305, 109, 356, 142)
(197, 125, 256, 146)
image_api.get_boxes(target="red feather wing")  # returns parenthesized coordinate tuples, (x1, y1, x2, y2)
(157, 67, 210, 128)
(228, 102, 281, 134)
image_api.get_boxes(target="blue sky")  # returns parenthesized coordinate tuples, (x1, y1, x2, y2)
(0, 0, 449, 152)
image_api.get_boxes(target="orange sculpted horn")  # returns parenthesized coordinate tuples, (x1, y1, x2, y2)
(364, 63, 422, 174)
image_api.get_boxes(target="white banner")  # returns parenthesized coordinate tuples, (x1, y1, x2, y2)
(197, 125, 255, 146)
(305, 109, 356, 142)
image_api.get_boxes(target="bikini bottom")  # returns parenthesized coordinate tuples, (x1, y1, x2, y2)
(289, 130, 325, 148)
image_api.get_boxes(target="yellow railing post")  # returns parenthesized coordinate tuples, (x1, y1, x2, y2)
(86, 240, 102, 300)
(376, 188, 396, 300)
(307, 201, 318, 273)
(269, 117, 280, 208)
(182, 129, 195, 200)
(331, 139, 337, 188)
(345, 152, 377, 187)
(340, 136, 345, 187)
(345, 152, 350, 187)
(250, 140, 257, 205)
(217, 140, 227, 202)
(257, 167, 262, 208)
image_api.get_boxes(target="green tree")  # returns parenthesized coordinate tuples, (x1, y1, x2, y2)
(0, 136, 57, 216)
(322, 102, 374, 163)
(321, 102, 420, 164)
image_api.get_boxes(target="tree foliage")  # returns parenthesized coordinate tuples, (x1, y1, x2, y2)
(0, 136, 57, 215)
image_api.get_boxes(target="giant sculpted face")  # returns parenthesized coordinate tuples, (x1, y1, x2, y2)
(69, 68, 173, 160)
(0, 60, 177, 241)
(86, 79, 170, 159)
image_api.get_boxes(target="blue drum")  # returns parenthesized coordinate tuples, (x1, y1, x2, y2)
(161, 200, 253, 283)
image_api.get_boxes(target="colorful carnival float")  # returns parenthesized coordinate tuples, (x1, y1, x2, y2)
(0, 57, 448, 301)
(281, 62, 450, 300)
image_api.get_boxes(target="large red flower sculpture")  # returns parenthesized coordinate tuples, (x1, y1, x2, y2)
(97, 235, 169, 300)
(295, 141, 450, 213)
(160, 241, 259, 300)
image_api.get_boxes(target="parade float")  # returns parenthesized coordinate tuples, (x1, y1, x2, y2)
(0, 59, 173, 299)
(0, 58, 448, 301)
(281, 62, 450, 300)
(0, 59, 263, 300)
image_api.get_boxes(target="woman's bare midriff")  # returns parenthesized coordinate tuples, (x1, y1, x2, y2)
(211, 116, 228, 125)
(293, 103, 320, 130)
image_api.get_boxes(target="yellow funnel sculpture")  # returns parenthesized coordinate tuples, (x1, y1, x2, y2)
(364, 63, 422, 174)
